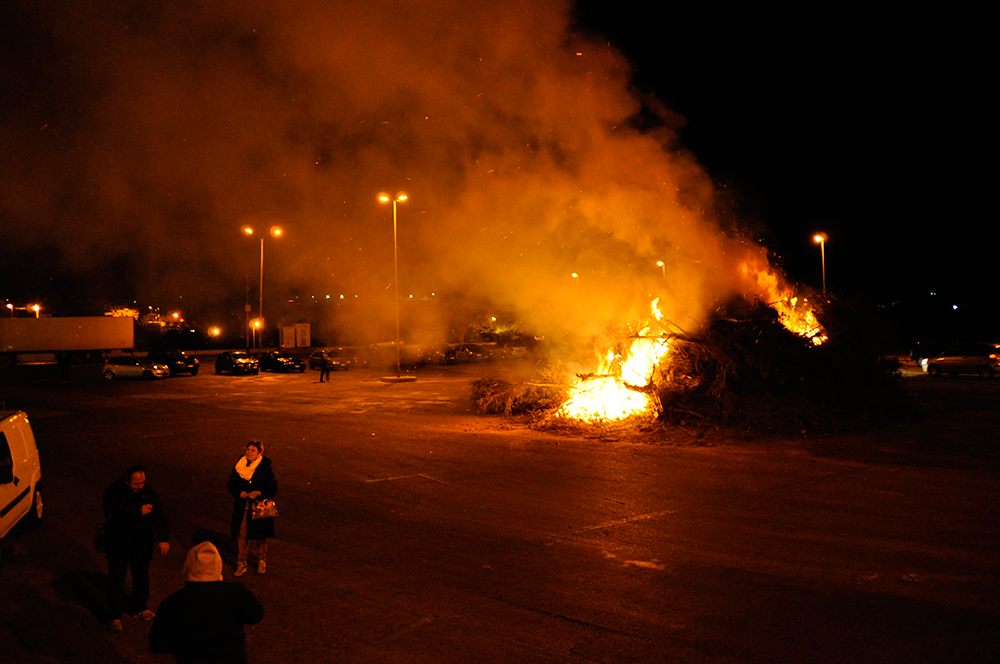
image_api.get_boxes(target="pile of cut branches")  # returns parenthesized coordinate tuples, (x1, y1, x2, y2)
(471, 377, 565, 417)
(471, 296, 903, 434)
(657, 297, 903, 431)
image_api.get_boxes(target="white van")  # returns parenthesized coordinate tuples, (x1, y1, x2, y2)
(1, 410, 43, 546)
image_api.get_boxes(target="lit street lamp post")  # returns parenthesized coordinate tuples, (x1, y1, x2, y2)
(5, 303, 41, 317)
(242, 225, 283, 349)
(378, 192, 414, 382)
(656, 261, 665, 279)
(813, 233, 827, 296)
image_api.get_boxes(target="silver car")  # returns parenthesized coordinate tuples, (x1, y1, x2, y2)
(920, 343, 1000, 378)
(102, 356, 171, 380)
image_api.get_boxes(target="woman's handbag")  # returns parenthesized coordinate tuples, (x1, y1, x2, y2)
(250, 498, 278, 520)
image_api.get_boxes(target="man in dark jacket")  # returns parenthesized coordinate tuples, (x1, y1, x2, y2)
(103, 465, 170, 633)
(319, 351, 330, 382)
(150, 541, 264, 664)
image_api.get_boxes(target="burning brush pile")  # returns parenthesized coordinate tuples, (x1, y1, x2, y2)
(472, 292, 902, 433)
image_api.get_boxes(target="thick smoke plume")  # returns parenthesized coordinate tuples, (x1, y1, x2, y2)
(1, 0, 781, 348)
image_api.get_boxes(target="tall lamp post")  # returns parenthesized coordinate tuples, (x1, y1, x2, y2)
(242, 225, 283, 349)
(379, 192, 412, 381)
(813, 233, 827, 296)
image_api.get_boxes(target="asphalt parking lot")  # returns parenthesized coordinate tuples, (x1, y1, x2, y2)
(1, 356, 998, 663)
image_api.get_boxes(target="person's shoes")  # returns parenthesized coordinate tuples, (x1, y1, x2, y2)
(257, 561, 266, 574)
(108, 619, 123, 633)
(234, 562, 247, 577)
(132, 609, 156, 621)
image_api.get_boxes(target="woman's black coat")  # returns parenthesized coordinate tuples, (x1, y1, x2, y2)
(227, 456, 277, 541)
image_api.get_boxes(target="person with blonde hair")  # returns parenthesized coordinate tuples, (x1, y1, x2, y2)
(226, 441, 277, 576)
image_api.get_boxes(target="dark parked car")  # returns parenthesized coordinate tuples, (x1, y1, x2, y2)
(147, 349, 200, 376)
(308, 349, 349, 371)
(258, 351, 305, 373)
(920, 343, 1000, 378)
(215, 351, 259, 375)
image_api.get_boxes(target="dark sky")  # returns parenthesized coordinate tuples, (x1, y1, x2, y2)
(1, 1, 995, 343)
(575, 2, 998, 301)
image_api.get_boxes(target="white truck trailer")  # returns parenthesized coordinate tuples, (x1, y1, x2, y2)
(0, 316, 135, 364)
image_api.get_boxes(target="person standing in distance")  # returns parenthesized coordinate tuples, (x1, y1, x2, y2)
(149, 541, 264, 664)
(319, 351, 330, 383)
(227, 441, 277, 576)
(103, 465, 170, 633)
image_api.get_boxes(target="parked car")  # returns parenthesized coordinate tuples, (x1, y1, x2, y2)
(147, 349, 200, 376)
(920, 343, 1000, 378)
(215, 351, 259, 375)
(102, 356, 170, 380)
(308, 349, 349, 371)
(442, 344, 472, 364)
(1, 410, 43, 553)
(258, 350, 306, 373)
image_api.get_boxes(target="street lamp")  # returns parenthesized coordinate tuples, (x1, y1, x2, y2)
(813, 233, 827, 296)
(242, 225, 283, 349)
(656, 261, 665, 279)
(251, 318, 262, 350)
(378, 192, 411, 381)
(6, 303, 43, 317)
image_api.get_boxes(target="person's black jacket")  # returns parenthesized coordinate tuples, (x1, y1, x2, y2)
(149, 581, 264, 664)
(227, 456, 277, 541)
(102, 473, 169, 557)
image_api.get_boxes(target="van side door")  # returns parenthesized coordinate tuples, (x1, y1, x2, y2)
(0, 431, 30, 536)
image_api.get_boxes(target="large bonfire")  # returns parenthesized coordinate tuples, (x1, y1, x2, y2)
(470, 255, 904, 431)
(556, 260, 828, 425)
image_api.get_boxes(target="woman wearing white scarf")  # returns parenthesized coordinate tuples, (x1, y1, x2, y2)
(226, 441, 278, 577)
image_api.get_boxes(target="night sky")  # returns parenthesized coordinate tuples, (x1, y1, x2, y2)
(1, 1, 996, 343)
(575, 2, 997, 301)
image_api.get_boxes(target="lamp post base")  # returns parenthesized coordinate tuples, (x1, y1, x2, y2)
(381, 375, 417, 383)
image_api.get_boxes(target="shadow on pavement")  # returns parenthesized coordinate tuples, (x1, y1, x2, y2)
(54, 569, 108, 625)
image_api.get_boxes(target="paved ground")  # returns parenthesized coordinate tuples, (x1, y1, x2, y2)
(1, 358, 998, 663)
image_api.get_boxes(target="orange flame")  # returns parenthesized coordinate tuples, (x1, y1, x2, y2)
(558, 299, 671, 422)
(559, 266, 827, 423)
(739, 259, 827, 345)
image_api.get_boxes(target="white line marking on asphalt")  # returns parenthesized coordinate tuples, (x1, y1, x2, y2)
(364, 474, 418, 482)
(574, 510, 674, 533)
(363, 473, 453, 486)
